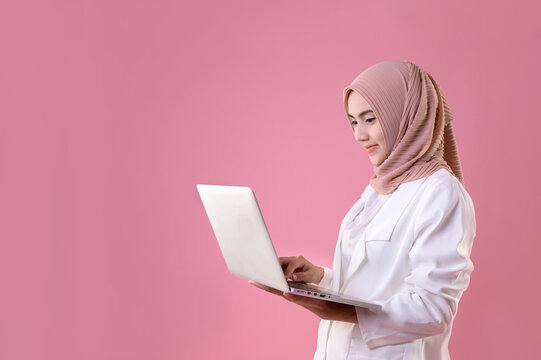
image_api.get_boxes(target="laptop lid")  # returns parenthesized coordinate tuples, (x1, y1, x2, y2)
(196, 184, 289, 292)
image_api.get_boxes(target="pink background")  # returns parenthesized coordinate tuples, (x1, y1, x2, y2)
(1, 1, 539, 359)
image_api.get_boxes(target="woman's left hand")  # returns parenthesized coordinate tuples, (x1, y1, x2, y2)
(248, 280, 358, 323)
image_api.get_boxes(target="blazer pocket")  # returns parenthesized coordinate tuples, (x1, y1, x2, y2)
(347, 327, 407, 360)
(364, 238, 393, 262)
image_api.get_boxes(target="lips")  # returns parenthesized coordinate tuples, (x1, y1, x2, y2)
(364, 144, 378, 153)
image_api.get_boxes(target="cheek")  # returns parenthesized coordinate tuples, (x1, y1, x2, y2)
(374, 127, 387, 155)
(373, 128, 385, 147)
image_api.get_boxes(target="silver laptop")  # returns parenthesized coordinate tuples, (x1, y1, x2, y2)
(196, 184, 381, 310)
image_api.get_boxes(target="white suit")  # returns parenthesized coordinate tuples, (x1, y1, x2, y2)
(313, 168, 476, 360)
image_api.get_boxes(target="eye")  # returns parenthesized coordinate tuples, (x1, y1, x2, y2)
(351, 120, 358, 126)
(365, 117, 376, 123)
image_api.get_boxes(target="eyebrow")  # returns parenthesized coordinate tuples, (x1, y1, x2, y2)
(347, 109, 374, 118)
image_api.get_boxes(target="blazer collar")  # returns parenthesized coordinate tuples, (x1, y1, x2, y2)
(364, 176, 429, 241)
(336, 176, 429, 292)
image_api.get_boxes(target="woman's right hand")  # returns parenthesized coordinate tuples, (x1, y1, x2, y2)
(279, 256, 324, 285)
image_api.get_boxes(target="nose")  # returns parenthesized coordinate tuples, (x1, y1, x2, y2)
(353, 124, 368, 143)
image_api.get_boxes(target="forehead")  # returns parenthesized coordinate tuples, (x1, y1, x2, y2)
(346, 90, 372, 113)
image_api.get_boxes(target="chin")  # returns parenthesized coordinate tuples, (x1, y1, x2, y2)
(369, 156, 382, 167)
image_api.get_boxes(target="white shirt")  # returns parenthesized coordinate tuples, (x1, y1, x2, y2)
(340, 189, 391, 288)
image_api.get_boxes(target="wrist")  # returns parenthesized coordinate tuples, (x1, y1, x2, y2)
(338, 304, 358, 323)
(315, 266, 324, 285)
(324, 302, 358, 323)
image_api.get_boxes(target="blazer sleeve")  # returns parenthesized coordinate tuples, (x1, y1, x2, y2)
(355, 180, 475, 349)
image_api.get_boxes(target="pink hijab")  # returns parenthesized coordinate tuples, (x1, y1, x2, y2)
(343, 60, 464, 195)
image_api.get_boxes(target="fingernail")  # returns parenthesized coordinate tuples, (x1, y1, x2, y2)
(292, 274, 298, 280)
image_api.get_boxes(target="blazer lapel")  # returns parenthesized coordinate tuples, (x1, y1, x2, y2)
(364, 176, 428, 241)
(340, 176, 429, 292)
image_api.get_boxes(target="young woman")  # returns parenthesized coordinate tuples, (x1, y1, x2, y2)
(251, 60, 476, 360)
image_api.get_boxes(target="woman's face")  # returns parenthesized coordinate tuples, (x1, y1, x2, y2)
(346, 90, 388, 167)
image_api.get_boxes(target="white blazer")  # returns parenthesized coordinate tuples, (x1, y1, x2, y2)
(313, 168, 476, 360)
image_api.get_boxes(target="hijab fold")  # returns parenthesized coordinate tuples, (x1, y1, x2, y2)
(343, 60, 464, 194)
